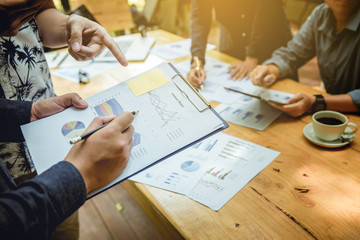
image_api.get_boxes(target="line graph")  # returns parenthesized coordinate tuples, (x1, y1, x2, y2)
(148, 92, 179, 126)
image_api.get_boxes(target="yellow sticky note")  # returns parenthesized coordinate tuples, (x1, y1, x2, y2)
(126, 68, 169, 96)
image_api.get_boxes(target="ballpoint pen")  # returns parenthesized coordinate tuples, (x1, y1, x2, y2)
(194, 56, 204, 90)
(69, 110, 139, 144)
(224, 87, 285, 105)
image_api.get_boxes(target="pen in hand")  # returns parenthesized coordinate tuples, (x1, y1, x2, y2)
(69, 110, 139, 144)
(193, 56, 204, 90)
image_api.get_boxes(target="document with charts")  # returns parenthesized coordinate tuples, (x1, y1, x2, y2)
(174, 57, 294, 130)
(131, 132, 280, 210)
(21, 62, 228, 198)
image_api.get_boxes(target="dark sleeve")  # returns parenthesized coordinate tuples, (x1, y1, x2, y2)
(0, 0, 55, 36)
(0, 161, 87, 240)
(190, 0, 214, 64)
(247, 0, 292, 63)
(0, 99, 32, 142)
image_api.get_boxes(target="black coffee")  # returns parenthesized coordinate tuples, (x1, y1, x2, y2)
(316, 117, 343, 125)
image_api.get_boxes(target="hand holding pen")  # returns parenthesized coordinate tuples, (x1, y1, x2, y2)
(65, 111, 136, 193)
(187, 56, 206, 90)
(70, 110, 138, 144)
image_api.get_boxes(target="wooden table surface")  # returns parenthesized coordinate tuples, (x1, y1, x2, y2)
(52, 30, 360, 240)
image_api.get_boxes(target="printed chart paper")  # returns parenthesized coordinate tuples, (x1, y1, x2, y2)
(21, 63, 228, 198)
(131, 132, 280, 210)
(174, 57, 294, 130)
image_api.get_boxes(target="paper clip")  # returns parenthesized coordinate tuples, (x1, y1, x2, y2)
(171, 73, 210, 112)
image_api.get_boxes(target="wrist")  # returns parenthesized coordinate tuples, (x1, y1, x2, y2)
(65, 156, 94, 194)
(191, 56, 204, 69)
(311, 94, 327, 113)
(267, 64, 281, 79)
(30, 102, 38, 122)
(245, 56, 258, 65)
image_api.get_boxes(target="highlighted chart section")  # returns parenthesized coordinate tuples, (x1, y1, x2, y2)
(61, 121, 86, 139)
(206, 167, 232, 180)
(94, 98, 123, 116)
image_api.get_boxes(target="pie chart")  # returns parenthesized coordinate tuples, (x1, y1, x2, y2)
(61, 121, 86, 139)
(180, 161, 200, 172)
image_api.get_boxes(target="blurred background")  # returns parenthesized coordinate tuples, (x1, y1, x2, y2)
(52, 0, 323, 88)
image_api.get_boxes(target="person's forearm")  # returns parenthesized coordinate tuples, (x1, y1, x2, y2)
(190, 0, 212, 62)
(0, 161, 86, 239)
(36, 8, 69, 48)
(325, 94, 359, 113)
(267, 64, 281, 79)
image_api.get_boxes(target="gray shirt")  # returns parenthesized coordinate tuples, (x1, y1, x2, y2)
(264, 3, 360, 109)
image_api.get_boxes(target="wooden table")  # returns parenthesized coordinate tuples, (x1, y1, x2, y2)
(52, 30, 360, 240)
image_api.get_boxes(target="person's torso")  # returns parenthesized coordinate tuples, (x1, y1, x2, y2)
(213, 0, 291, 61)
(314, 6, 360, 94)
(0, 19, 55, 181)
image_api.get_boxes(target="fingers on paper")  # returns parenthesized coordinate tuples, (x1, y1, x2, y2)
(57, 93, 88, 109)
(88, 116, 116, 131)
(112, 112, 135, 133)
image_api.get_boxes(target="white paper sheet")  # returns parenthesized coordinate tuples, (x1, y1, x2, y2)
(51, 61, 118, 83)
(130, 132, 280, 210)
(95, 35, 155, 62)
(151, 38, 216, 60)
(45, 51, 68, 69)
(51, 54, 164, 83)
(174, 57, 294, 129)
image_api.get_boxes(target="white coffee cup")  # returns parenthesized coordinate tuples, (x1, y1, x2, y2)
(312, 110, 358, 142)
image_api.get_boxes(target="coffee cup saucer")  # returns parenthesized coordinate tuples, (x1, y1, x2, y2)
(303, 123, 354, 148)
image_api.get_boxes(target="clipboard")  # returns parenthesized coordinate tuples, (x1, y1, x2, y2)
(21, 62, 228, 198)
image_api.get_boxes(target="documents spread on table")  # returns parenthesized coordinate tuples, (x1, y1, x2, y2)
(95, 35, 155, 62)
(51, 61, 118, 83)
(151, 38, 216, 60)
(174, 57, 294, 130)
(21, 63, 228, 198)
(130, 132, 280, 211)
(48, 34, 156, 83)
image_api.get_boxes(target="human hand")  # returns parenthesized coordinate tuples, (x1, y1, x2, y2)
(65, 112, 134, 193)
(66, 14, 128, 66)
(249, 64, 280, 87)
(228, 56, 258, 80)
(187, 66, 206, 89)
(31, 93, 88, 121)
(269, 93, 315, 117)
